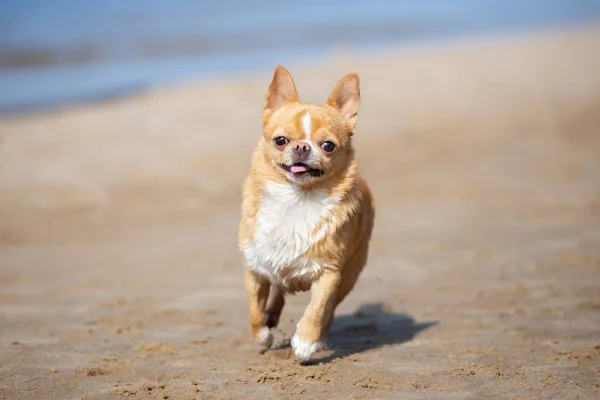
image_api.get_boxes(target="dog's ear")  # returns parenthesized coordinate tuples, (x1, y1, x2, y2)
(264, 65, 298, 117)
(327, 73, 360, 130)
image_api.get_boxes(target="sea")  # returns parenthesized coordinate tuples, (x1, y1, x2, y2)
(1, 0, 600, 114)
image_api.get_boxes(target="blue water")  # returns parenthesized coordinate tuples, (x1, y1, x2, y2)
(1, 0, 599, 114)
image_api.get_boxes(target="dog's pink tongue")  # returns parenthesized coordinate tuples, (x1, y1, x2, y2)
(290, 165, 308, 174)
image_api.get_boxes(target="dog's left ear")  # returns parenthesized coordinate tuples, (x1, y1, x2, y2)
(327, 73, 360, 130)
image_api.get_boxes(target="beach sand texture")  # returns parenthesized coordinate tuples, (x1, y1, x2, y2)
(1, 26, 600, 399)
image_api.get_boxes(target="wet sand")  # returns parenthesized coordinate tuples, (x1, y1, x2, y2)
(1, 25, 599, 399)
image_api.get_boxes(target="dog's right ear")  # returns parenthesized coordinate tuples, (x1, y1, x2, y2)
(264, 65, 298, 118)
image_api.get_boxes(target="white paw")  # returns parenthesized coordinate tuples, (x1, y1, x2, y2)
(257, 326, 273, 348)
(291, 335, 323, 361)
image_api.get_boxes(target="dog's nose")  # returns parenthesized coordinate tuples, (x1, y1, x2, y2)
(292, 141, 311, 154)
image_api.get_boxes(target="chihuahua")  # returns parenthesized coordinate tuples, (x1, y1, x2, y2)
(238, 65, 374, 361)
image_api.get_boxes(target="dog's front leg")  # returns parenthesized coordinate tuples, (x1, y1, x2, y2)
(244, 268, 273, 347)
(292, 269, 341, 360)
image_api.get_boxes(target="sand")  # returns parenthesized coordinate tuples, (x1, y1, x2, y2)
(1, 25, 600, 399)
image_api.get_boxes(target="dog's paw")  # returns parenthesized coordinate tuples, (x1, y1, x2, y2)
(291, 334, 323, 361)
(257, 326, 273, 348)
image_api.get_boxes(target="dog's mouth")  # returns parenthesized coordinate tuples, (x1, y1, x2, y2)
(280, 162, 324, 178)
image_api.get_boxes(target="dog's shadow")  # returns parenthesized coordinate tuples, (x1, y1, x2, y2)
(264, 302, 437, 365)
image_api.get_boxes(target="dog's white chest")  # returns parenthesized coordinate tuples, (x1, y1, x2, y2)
(244, 182, 338, 287)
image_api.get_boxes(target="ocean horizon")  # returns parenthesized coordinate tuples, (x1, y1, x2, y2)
(2, 0, 600, 114)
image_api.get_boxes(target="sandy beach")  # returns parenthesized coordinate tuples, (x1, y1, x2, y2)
(1, 25, 599, 399)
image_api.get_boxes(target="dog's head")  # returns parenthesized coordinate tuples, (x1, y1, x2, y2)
(259, 65, 360, 186)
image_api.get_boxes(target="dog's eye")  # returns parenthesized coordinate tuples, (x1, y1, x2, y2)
(274, 136, 289, 146)
(321, 141, 336, 153)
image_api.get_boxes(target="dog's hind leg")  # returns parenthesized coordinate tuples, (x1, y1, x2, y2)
(265, 285, 285, 329)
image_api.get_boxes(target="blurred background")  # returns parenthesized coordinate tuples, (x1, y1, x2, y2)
(2, 0, 600, 114)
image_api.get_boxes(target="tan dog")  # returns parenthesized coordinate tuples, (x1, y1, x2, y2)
(238, 65, 374, 361)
